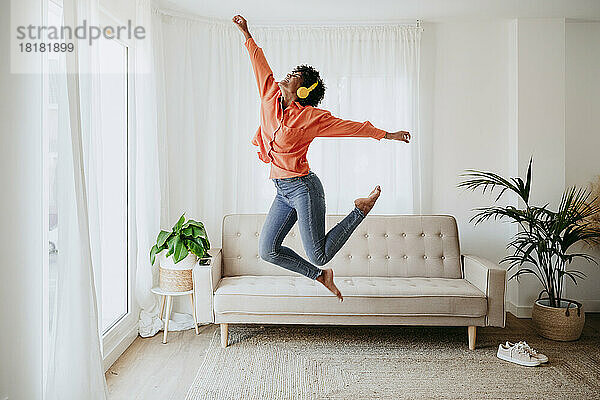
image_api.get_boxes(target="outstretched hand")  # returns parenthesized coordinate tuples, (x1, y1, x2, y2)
(385, 130, 411, 143)
(232, 15, 251, 39)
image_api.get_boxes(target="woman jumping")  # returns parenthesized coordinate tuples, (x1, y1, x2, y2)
(233, 15, 410, 302)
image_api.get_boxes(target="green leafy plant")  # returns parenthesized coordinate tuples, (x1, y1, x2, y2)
(458, 157, 600, 307)
(150, 213, 211, 266)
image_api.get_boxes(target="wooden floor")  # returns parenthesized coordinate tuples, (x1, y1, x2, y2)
(105, 313, 600, 400)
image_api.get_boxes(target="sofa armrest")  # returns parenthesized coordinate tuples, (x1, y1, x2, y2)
(462, 254, 506, 328)
(192, 248, 222, 324)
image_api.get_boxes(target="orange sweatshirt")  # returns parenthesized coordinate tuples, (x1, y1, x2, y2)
(244, 37, 387, 179)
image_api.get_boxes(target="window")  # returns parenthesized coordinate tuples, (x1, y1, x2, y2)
(45, 2, 133, 381)
(98, 35, 129, 334)
(46, 0, 61, 345)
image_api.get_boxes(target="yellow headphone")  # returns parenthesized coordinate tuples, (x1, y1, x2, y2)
(297, 81, 318, 99)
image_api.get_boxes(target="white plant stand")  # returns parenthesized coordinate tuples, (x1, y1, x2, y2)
(151, 286, 199, 344)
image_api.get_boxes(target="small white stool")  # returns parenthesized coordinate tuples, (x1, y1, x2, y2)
(151, 286, 199, 343)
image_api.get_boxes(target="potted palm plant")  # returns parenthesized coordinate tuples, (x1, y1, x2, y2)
(591, 175, 600, 230)
(458, 158, 600, 341)
(150, 213, 211, 292)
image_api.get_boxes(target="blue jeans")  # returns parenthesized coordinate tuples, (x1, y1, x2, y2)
(259, 171, 366, 280)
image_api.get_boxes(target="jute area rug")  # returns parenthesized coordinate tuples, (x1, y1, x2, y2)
(186, 317, 600, 400)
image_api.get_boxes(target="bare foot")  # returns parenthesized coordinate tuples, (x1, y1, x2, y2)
(316, 268, 344, 302)
(354, 185, 381, 217)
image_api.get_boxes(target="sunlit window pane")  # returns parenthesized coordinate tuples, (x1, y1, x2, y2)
(98, 37, 128, 334)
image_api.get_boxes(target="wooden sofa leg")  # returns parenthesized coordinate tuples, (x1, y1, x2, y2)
(468, 326, 476, 350)
(220, 323, 229, 348)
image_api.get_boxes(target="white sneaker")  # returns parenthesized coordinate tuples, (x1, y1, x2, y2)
(497, 342, 541, 367)
(507, 341, 548, 364)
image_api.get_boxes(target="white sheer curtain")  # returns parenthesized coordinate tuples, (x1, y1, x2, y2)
(45, 0, 108, 398)
(134, 0, 197, 338)
(134, 3, 421, 335)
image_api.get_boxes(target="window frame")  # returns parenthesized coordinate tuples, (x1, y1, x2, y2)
(97, 6, 138, 372)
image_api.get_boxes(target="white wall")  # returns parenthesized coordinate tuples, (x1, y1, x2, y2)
(565, 21, 600, 310)
(0, 0, 44, 399)
(513, 19, 600, 314)
(100, 0, 136, 23)
(420, 20, 516, 275)
(513, 19, 567, 313)
(421, 18, 600, 316)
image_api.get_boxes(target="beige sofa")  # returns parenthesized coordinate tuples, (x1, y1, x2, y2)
(193, 214, 506, 349)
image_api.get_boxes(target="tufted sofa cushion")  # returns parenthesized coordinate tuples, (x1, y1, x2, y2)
(222, 214, 462, 279)
(213, 275, 487, 317)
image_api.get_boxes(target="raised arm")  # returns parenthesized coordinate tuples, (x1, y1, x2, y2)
(232, 15, 278, 99)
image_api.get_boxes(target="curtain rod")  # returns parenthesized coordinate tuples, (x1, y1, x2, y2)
(156, 7, 422, 30)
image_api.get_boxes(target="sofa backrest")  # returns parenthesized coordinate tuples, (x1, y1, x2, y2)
(221, 214, 462, 279)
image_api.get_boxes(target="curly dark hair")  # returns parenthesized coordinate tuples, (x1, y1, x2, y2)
(292, 64, 326, 107)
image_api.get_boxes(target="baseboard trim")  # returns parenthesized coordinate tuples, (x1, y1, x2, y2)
(507, 302, 532, 318)
(507, 299, 600, 318)
(103, 318, 139, 373)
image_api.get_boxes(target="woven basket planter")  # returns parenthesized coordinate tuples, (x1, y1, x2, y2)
(532, 299, 585, 341)
(158, 251, 197, 292)
(159, 267, 194, 292)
